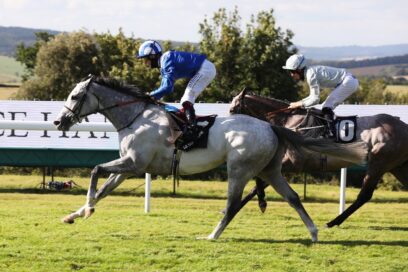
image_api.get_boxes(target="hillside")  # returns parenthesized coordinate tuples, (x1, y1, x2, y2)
(315, 54, 408, 78)
(1, 25, 408, 61)
(348, 64, 408, 77)
(0, 26, 60, 56)
(298, 44, 408, 61)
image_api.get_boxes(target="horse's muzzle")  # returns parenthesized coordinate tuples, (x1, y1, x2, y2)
(53, 116, 73, 131)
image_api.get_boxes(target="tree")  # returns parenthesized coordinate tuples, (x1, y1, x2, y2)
(199, 7, 244, 102)
(242, 9, 298, 100)
(198, 7, 299, 102)
(16, 31, 101, 100)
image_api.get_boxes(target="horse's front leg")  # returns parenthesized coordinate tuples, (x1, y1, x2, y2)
(204, 159, 259, 240)
(62, 156, 137, 224)
(205, 177, 247, 240)
(62, 174, 126, 224)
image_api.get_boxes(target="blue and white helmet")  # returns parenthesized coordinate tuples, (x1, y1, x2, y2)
(137, 40, 162, 59)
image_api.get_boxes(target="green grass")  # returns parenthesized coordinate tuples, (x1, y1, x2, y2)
(0, 55, 23, 83)
(0, 174, 407, 272)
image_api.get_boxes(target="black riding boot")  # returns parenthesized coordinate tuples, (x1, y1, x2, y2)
(182, 101, 197, 127)
(322, 107, 335, 138)
(182, 101, 198, 141)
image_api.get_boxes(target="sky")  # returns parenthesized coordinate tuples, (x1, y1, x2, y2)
(0, 0, 407, 47)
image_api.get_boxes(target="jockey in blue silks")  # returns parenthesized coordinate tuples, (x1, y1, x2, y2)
(137, 40, 216, 128)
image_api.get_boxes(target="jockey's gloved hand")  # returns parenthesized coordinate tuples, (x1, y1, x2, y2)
(147, 92, 156, 101)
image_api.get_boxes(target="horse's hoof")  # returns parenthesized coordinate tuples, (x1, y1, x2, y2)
(84, 207, 95, 219)
(311, 229, 319, 242)
(196, 235, 216, 241)
(259, 202, 267, 213)
(62, 216, 74, 224)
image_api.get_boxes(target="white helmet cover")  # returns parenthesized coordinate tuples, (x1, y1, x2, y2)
(282, 54, 306, 70)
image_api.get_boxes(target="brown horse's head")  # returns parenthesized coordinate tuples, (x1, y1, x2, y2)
(230, 90, 290, 123)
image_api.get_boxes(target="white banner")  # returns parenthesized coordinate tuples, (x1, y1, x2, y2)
(0, 101, 119, 150)
(0, 100, 231, 150)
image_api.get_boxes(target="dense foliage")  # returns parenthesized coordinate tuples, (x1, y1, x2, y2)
(14, 8, 299, 103)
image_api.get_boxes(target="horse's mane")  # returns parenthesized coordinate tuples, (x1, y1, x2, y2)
(92, 76, 150, 99)
(245, 94, 289, 109)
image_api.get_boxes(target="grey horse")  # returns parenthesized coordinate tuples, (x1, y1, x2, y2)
(53, 76, 367, 241)
(230, 90, 408, 228)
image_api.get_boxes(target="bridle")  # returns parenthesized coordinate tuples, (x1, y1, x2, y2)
(63, 76, 96, 123)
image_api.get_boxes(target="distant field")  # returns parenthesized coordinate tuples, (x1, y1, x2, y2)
(385, 85, 408, 98)
(349, 63, 408, 77)
(0, 55, 23, 83)
(0, 85, 20, 99)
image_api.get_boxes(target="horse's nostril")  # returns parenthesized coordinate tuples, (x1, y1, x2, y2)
(53, 120, 60, 126)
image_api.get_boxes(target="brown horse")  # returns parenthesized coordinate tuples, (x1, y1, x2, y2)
(230, 89, 408, 228)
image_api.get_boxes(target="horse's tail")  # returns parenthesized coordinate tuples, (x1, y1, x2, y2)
(271, 125, 368, 165)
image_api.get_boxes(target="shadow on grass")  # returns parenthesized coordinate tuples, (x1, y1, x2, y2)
(0, 187, 407, 204)
(368, 226, 408, 231)
(0, 187, 228, 200)
(228, 237, 408, 247)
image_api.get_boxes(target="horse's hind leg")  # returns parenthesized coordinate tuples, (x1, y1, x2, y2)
(256, 178, 268, 212)
(390, 160, 408, 187)
(223, 178, 268, 215)
(326, 172, 382, 228)
(260, 170, 318, 242)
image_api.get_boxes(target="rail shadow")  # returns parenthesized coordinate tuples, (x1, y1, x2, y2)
(228, 237, 408, 247)
(0, 187, 407, 203)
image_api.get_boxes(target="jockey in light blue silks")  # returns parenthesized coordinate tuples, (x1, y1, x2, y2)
(282, 54, 359, 136)
(137, 40, 216, 129)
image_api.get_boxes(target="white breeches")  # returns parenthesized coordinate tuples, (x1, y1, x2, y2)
(180, 60, 216, 104)
(322, 74, 359, 109)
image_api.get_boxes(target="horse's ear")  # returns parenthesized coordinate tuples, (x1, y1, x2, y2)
(241, 87, 248, 97)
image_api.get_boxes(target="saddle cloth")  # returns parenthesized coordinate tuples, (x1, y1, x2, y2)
(305, 108, 357, 143)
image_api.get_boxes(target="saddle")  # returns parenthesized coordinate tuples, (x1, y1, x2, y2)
(165, 105, 217, 152)
(300, 108, 357, 143)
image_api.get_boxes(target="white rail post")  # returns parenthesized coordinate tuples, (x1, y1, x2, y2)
(144, 173, 151, 213)
(339, 168, 347, 214)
